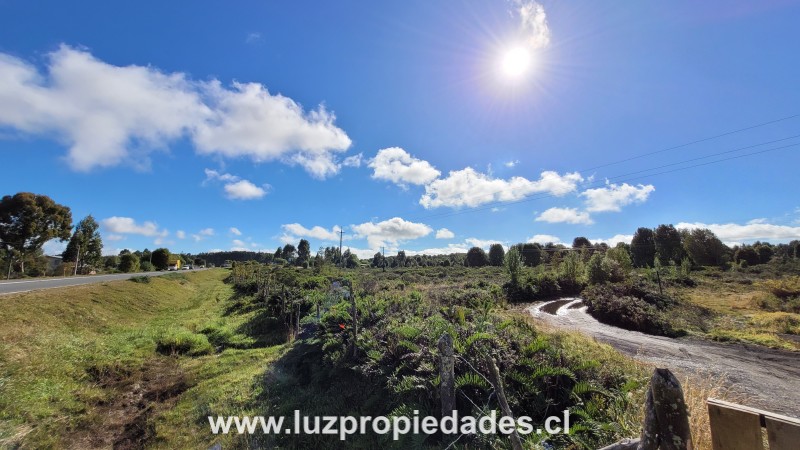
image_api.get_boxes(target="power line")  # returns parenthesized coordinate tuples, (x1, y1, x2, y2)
(580, 113, 799, 172)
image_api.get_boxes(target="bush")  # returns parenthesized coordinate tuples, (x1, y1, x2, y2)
(156, 329, 213, 356)
(582, 283, 681, 336)
(140, 261, 155, 272)
(128, 275, 151, 284)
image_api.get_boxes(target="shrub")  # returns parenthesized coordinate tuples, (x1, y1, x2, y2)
(156, 329, 213, 356)
(582, 283, 681, 336)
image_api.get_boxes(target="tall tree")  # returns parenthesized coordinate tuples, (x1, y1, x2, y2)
(465, 247, 489, 267)
(488, 243, 505, 266)
(518, 243, 542, 267)
(654, 224, 683, 265)
(572, 237, 592, 249)
(151, 248, 171, 270)
(119, 252, 140, 273)
(396, 250, 407, 267)
(0, 192, 72, 275)
(631, 227, 656, 268)
(282, 244, 296, 262)
(63, 215, 103, 273)
(274, 246, 283, 260)
(682, 228, 728, 267)
(297, 239, 311, 266)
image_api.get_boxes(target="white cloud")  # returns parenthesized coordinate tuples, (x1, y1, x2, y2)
(465, 238, 506, 250)
(676, 220, 800, 243)
(351, 217, 433, 249)
(229, 227, 242, 236)
(101, 216, 168, 237)
(516, 1, 551, 50)
(527, 234, 563, 244)
(535, 207, 594, 225)
(106, 233, 126, 242)
(406, 243, 469, 256)
(232, 239, 247, 248)
(245, 32, 262, 44)
(42, 239, 67, 256)
(0, 46, 351, 176)
(591, 234, 634, 246)
(420, 168, 583, 209)
(435, 228, 455, 239)
(281, 223, 342, 241)
(581, 182, 655, 212)
(224, 179, 267, 200)
(342, 153, 363, 168)
(193, 81, 351, 179)
(504, 160, 519, 168)
(204, 168, 239, 183)
(191, 228, 214, 242)
(368, 147, 441, 187)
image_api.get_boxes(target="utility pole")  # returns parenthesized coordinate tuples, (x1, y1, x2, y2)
(338, 229, 344, 269)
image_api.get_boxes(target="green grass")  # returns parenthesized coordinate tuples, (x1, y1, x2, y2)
(0, 269, 289, 448)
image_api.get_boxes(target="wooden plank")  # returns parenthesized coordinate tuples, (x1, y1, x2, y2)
(766, 416, 800, 450)
(707, 398, 800, 426)
(708, 401, 763, 450)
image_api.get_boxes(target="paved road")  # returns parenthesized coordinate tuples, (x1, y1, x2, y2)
(0, 271, 186, 295)
(528, 298, 800, 416)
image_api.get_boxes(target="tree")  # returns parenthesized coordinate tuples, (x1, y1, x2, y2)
(104, 255, 120, 270)
(119, 253, 140, 273)
(572, 237, 592, 249)
(193, 257, 206, 267)
(465, 247, 489, 267)
(0, 192, 72, 275)
(346, 252, 360, 268)
(654, 224, 683, 265)
(282, 244, 297, 263)
(151, 248, 171, 270)
(734, 246, 759, 266)
(488, 243, 505, 266)
(504, 246, 523, 285)
(396, 250, 407, 267)
(62, 215, 103, 273)
(605, 243, 633, 276)
(297, 239, 311, 266)
(586, 252, 610, 284)
(631, 227, 656, 268)
(274, 246, 283, 260)
(517, 243, 542, 267)
(371, 252, 385, 268)
(682, 228, 728, 267)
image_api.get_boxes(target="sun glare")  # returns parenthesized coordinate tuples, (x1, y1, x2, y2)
(500, 46, 532, 79)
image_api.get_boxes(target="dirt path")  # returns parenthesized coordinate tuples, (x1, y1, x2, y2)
(527, 298, 800, 417)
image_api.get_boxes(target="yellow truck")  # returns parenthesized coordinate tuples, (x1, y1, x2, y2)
(167, 256, 182, 271)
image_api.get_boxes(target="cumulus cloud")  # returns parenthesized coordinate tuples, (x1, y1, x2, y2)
(176, 230, 186, 239)
(405, 243, 469, 256)
(581, 182, 655, 212)
(527, 234, 563, 244)
(420, 168, 583, 209)
(535, 207, 594, 225)
(676, 220, 800, 243)
(504, 160, 519, 168)
(342, 153, 363, 168)
(591, 234, 634, 246)
(191, 228, 214, 242)
(0, 46, 351, 176)
(224, 179, 268, 200)
(229, 227, 242, 236)
(516, 0, 551, 50)
(368, 147, 441, 187)
(281, 223, 342, 241)
(465, 238, 506, 250)
(435, 228, 455, 239)
(204, 168, 269, 200)
(351, 217, 432, 249)
(101, 216, 168, 237)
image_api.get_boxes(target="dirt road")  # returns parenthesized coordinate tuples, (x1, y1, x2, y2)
(527, 298, 800, 416)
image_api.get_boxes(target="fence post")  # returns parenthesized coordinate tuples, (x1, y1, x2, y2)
(598, 368, 692, 450)
(486, 355, 524, 450)
(437, 333, 456, 418)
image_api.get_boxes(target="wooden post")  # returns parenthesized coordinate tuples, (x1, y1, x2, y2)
(437, 333, 456, 419)
(598, 368, 692, 450)
(486, 355, 524, 450)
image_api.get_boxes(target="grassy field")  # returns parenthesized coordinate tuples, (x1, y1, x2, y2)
(0, 263, 772, 449)
(0, 269, 291, 449)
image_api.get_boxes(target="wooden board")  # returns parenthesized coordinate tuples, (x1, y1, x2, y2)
(766, 417, 800, 450)
(708, 401, 763, 450)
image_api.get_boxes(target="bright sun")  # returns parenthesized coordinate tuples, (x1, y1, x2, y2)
(500, 46, 532, 79)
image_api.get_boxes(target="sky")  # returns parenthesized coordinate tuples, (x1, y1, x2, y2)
(1, 0, 800, 258)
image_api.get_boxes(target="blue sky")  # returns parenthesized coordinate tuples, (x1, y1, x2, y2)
(1, 0, 799, 257)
